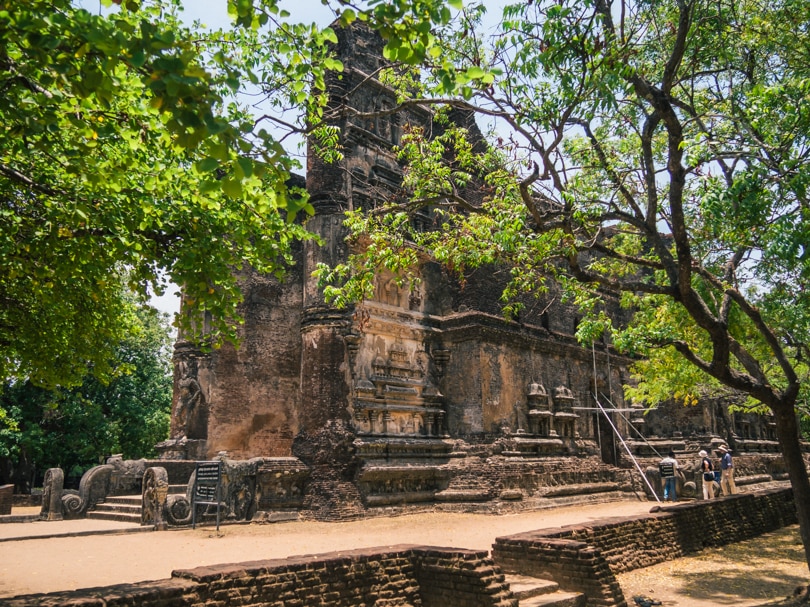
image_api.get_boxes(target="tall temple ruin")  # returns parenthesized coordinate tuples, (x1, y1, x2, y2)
(157, 23, 787, 520)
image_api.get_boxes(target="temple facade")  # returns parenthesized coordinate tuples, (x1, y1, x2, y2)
(158, 24, 785, 519)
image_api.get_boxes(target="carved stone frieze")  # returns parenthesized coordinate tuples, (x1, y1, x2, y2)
(255, 458, 310, 511)
(351, 342, 447, 439)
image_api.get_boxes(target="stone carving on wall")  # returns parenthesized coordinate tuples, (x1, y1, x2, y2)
(157, 342, 210, 460)
(40, 468, 64, 521)
(107, 455, 146, 495)
(357, 466, 449, 507)
(553, 385, 579, 438)
(255, 458, 310, 511)
(352, 344, 446, 438)
(174, 358, 205, 440)
(527, 382, 554, 438)
(141, 467, 169, 529)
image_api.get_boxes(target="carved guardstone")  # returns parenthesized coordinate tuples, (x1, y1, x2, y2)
(142, 467, 169, 530)
(40, 468, 64, 521)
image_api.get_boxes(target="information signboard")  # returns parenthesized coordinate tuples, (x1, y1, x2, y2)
(192, 461, 223, 530)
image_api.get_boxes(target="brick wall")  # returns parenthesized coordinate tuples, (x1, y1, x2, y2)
(492, 487, 797, 607)
(1, 546, 516, 607)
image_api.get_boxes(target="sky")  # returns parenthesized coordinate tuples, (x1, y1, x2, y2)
(177, 1, 336, 30)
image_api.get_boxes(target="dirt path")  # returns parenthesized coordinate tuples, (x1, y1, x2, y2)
(1, 501, 807, 606)
(0, 501, 650, 598)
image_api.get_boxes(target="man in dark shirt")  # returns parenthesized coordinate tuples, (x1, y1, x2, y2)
(719, 445, 737, 495)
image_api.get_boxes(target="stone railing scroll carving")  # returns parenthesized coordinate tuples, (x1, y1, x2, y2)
(60, 464, 113, 519)
(165, 493, 192, 526)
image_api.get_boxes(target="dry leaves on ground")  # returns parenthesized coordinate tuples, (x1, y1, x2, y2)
(617, 526, 810, 607)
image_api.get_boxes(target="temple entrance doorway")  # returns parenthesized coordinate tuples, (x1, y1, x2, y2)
(595, 412, 618, 466)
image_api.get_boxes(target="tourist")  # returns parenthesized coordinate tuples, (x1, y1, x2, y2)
(699, 450, 714, 500)
(719, 445, 738, 495)
(659, 450, 679, 502)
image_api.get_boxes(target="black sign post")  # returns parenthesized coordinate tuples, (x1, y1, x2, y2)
(192, 461, 223, 530)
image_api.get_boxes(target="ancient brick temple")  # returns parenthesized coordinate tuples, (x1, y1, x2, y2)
(158, 24, 785, 519)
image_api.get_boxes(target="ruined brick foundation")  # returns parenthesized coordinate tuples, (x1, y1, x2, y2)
(5, 488, 799, 607)
(492, 487, 798, 607)
(2, 546, 517, 607)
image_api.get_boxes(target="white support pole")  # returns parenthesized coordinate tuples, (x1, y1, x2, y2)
(594, 394, 661, 503)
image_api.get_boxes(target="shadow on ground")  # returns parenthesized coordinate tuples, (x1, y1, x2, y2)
(618, 526, 810, 607)
(672, 568, 808, 605)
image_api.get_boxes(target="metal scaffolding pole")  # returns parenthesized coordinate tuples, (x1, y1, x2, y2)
(593, 393, 661, 502)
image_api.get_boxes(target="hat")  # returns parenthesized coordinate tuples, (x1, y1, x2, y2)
(718, 445, 728, 453)
(699, 450, 707, 457)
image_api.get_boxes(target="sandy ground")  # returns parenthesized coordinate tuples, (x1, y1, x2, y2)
(618, 525, 809, 607)
(1, 501, 808, 606)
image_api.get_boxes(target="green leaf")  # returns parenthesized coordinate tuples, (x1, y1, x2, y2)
(196, 157, 219, 173)
(221, 178, 242, 199)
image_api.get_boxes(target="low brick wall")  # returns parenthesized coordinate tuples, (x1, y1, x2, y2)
(1, 545, 517, 607)
(492, 487, 797, 607)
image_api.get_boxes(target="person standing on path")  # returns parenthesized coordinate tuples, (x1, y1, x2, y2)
(719, 445, 737, 495)
(659, 450, 679, 502)
(699, 449, 715, 500)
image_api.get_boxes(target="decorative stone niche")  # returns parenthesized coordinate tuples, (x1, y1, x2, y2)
(352, 344, 446, 439)
(527, 382, 553, 438)
(553, 385, 579, 439)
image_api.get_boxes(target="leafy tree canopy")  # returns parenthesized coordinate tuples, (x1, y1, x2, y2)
(0, 297, 173, 482)
(0, 0, 339, 387)
(319, 0, 810, 418)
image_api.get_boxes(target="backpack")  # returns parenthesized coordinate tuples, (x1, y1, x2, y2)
(702, 458, 714, 481)
(659, 462, 675, 478)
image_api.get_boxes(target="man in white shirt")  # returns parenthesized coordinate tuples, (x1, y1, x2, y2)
(659, 450, 679, 501)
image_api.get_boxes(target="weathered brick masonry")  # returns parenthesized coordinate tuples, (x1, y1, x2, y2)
(492, 487, 798, 607)
(1, 545, 516, 607)
(2, 488, 799, 607)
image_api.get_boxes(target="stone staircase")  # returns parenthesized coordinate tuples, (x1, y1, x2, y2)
(87, 484, 187, 524)
(505, 574, 586, 607)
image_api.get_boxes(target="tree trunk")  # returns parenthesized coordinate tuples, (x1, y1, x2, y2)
(773, 401, 810, 572)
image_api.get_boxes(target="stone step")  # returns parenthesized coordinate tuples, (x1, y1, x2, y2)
(518, 590, 586, 607)
(86, 510, 142, 524)
(505, 574, 560, 600)
(93, 502, 142, 515)
(169, 484, 187, 495)
(103, 495, 142, 507)
(87, 494, 143, 524)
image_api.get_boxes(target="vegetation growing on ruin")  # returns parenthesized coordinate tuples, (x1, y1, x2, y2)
(313, 0, 810, 568)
